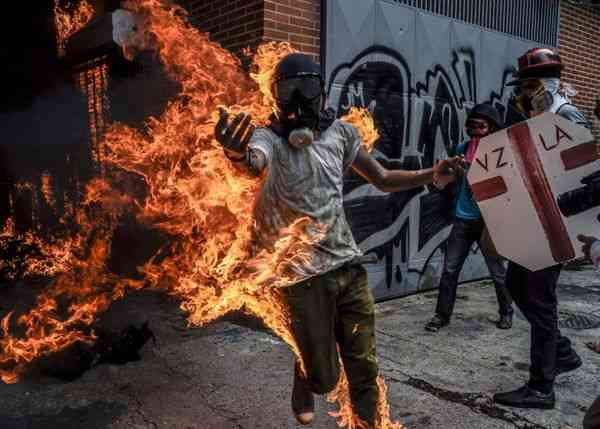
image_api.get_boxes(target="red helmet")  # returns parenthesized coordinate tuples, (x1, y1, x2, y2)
(507, 48, 564, 86)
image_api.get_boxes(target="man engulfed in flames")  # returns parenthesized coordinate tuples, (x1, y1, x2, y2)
(215, 53, 463, 427)
(1, 1, 464, 427)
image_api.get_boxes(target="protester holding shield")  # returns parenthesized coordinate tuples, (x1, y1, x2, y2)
(493, 48, 591, 410)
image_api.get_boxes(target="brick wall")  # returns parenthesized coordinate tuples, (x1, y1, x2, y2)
(183, 0, 265, 56)
(558, 1, 600, 138)
(182, 0, 321, 64)
(263, 0, 321, 64)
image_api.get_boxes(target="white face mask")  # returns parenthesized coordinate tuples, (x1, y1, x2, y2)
(526, 78, 577, 114)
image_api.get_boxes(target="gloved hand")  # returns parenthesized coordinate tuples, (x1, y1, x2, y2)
(214, 107, 254, 161)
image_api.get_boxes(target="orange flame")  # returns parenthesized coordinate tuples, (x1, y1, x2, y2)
(1, 0, 401, 427)
(327, 356, 405, 429)
(54, 0, 94, 57)
(40, 172, 56, 208)
(248, 42, 298, 119)
(77, 63, 111, 168)
(341, 107, 380, 152)
(0, 216, 77, 280)
(0, 179, 136, 383)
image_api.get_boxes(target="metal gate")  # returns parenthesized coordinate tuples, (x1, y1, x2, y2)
(324, 0, 559, 300)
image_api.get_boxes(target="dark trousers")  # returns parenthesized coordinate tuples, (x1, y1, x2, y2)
(435, 218, 513, 320)
(506, 262, 577, 392)
(282, 264, 378, 425)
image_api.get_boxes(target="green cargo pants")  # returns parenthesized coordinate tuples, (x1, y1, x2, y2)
(281, 263, 379, 424)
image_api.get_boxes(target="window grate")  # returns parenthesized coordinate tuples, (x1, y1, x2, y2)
(390, 0, 560, 46)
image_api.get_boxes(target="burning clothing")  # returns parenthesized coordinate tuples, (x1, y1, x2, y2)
(250, 118, 379, 425)
(281, 263, 378, 425)
(250, 120, 362, 281)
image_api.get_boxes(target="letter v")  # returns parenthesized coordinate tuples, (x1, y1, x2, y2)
(475, 154, 489, 172)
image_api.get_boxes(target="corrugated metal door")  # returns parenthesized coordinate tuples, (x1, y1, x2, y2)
(325, 0, 559, 300)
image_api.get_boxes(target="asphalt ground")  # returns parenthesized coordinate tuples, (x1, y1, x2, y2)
(0, 265, 599, 429)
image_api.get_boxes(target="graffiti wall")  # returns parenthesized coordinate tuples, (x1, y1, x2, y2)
(325, 0, 543, 300)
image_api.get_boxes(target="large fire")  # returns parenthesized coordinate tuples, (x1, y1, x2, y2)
(1, 0, 402, 427)
(54, 0, 95, 57)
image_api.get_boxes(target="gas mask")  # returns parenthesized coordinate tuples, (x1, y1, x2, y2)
(273, 75, 324, 148)
(520, 78, 552, 114)
(516, 78, 575, 116)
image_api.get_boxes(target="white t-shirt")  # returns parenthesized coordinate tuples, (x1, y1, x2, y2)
(249, 120, 363, 281)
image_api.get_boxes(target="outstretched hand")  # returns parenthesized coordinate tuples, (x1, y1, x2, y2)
(577, 235, 598, 261)
(214, 107, 254, 159)
(433, 156, 465, 188)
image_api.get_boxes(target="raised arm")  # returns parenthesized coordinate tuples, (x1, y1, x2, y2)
(214, 108, 268, 175)
(351, 146, 462, 193)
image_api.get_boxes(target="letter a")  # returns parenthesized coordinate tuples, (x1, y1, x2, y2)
(555, 125, 573, 145)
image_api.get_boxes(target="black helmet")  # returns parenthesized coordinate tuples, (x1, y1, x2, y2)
(273, 53, 321, 83)
(467, 103, 503, 130)
(272, 54, 324, 109)
(270, 54, 325, 135)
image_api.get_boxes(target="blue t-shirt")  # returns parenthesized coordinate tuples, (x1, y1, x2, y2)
(454, 141, 482, 220)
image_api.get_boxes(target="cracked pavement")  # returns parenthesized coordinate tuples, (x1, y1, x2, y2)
(0, 266, 599, 428)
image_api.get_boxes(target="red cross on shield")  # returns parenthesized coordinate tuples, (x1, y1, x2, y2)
(467, 112, 599, 271)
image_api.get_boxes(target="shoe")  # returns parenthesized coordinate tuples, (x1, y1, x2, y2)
(585, 341, 600, 354)
(496, 314, 513, 330)
(556, 352, 582, 375)
(425, 315, 449, 332)
(292, 362, 314, 425)
(493, 385, 555, 409)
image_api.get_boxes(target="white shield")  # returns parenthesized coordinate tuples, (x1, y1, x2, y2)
(467, 112, 599, 271)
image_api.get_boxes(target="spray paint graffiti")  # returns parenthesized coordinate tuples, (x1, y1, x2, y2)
(327, 46, 518, 299)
